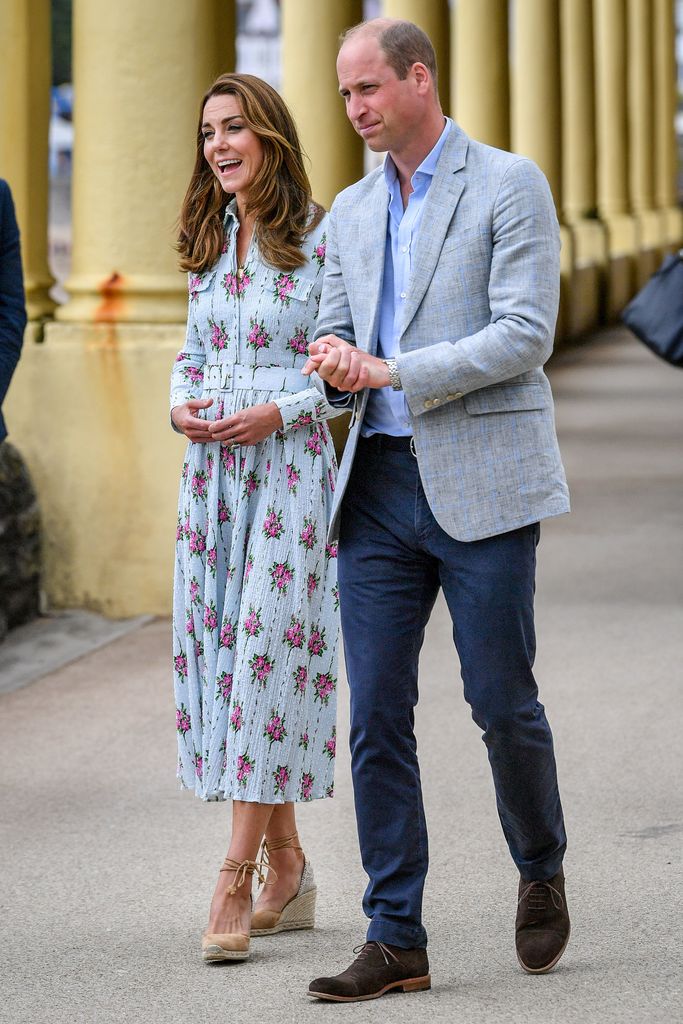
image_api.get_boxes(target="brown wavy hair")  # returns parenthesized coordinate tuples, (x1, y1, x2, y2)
(178, 73, 324, 274)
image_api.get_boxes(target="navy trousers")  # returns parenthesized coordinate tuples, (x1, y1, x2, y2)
(338, 435, 566, 950)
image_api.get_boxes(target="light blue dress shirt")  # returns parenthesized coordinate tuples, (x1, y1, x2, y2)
(362, 117, 453, 437)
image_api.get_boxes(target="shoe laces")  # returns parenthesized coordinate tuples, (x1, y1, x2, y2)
(352, 941, 399, 966)
(518, 879, 564, 915)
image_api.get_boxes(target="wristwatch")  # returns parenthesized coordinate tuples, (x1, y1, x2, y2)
(382, 358, 403, 391)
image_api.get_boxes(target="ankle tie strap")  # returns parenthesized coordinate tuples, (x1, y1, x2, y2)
(220, 857, 272, 895)
(263, 831, 303, 854)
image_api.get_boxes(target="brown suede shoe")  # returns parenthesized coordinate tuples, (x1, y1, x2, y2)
(308, 941, 431, 1002)
(516, 869, 571, 974)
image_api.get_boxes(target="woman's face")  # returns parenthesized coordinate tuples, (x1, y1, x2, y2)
(201, 93, 264, 200)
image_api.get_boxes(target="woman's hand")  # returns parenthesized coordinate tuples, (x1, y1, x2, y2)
(171, 398, 214, 442)
(208, 402, 284, 446)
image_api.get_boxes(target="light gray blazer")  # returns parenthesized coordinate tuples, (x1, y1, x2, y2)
(315, 125, 570, 543)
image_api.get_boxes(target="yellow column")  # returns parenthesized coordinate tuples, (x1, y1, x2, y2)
(593, 0, 638, 315)
(628, 0, 663, 283)
(452, 0, 509, 150)
(57, 0, 235, 323)
(560, 0, 606, 336)
(511, 0, 570, 339)
(653, 0, 683, 247)
(0, 0, 55, 320)
(382, 0, 450, 114)
(281, 0, 364, 210)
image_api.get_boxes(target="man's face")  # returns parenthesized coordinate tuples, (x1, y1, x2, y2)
(337, 34, 423, 155)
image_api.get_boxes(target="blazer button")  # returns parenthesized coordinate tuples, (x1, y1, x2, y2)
(424, 399, 432, 409)
(432, 397, 440, 405)
(447, 392, 463, 400)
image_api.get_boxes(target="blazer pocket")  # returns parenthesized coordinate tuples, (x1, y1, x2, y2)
(463, 383, 548, 415)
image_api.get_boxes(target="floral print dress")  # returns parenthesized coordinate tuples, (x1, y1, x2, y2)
(170, 203, 340, 803)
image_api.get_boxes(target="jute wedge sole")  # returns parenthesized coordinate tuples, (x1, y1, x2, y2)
(251, 885, 316, 936)
(308, 974, 432, 1002)
(202, 933, 250, 962)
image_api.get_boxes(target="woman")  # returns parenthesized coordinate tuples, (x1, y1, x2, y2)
(170, 73, 340, 962)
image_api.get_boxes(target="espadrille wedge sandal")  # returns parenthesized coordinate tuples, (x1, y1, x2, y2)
(202, 856, 268, 961)
(251, 832, 317, 936)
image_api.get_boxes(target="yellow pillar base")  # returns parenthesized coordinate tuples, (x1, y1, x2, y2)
(632, 209, 667, 287)
(563, 220, 608, 337)
(661, 206, 683, 249)
(602, 214, 638, 318)
(4, 322, 188, 616)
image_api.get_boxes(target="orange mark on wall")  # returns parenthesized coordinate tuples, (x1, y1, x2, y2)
(94, 272, 128, 324)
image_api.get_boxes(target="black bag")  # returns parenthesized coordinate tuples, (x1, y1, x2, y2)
(621, 251, 683, 367)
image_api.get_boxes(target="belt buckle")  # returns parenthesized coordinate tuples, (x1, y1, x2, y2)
(409, 436, 416, 458)
(220, 365, 233, 391)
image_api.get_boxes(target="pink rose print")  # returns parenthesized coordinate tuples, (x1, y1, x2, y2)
(332, 582, 340, 612)
(269, 561, 294, 594)
(217, 497, 231, 524)
(305, 430, 322, 459)
(293, 665, 308, 696)
(220, 739, 227, 771)
(203, 601, 218, 633)
(286, 462, 301, 494)
(216, 672, 233, 704)
(324, 727, 337, 761)
(289, 411, 313, 432)
(182, 365, 204, 386)
(209, 318, 229, 353)
(193, 752, 203, 778)
(181, 462, 189, 482)
(325, 542, 338, 560)
(287, 326, 309, 356)
(313, 671, 336, 706)
(185, 613, 195, 638)
(307, 624, 328, 658)
(191, 470, 208, 501)
(326, 784, 335, 798)
(272, 765, 291, 797)
(264, 459, 271, 486)
(328, 467, 336, 493)
(244, 554, 254, 581)
(219, 619, 236, 649)
(246, 317, 272, 350)
(207, 546, 217, 578)
(283, 616, 305, 650)
(194, 638, 204, 658)
(175, 515, 184, 541)
(175, 352, 188, 364)
(299, 518, 317, 550)
(182, 515, 191, 538)
(307, 572, 320, 599)
(206, 450, 214, 479)
(174, 653, 188, 678)
(189, 527, 206, 556)
(220, 445, 236, 477)
(243, 605, 263, 638)
(264, 710, 288, 748)
(188, 274, 202, 301)
(249, 652, 274, 688)
(262, 506, 284, 540)
(236, 751, 255, 786)
(189, 577, 201, 605)
(223, 265, 252, 297)
(299, 730, 309, 751)
(300, 771, 315, 801)
(312, 234, 327, 268)
(176, 704, 191, 733)
(230, 703, 244, 732)
(242, 470, 260, 498)
(273, 272, 297, 306)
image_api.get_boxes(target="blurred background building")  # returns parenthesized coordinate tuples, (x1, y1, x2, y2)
(1, 0, 682, 618)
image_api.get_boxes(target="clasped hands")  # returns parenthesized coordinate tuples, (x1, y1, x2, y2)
(302, 335, 390, 392)
(171, 399, 283, 445)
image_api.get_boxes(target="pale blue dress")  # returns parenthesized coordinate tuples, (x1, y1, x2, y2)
(170, 204, 340, 803)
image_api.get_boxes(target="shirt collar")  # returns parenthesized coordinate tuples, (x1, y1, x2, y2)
(383, 116, 453, 195)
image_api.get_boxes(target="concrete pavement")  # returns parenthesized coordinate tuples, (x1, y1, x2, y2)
(1, 327, 681, 1024)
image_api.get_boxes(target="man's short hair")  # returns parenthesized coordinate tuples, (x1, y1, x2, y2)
(340, 19, 438, 87)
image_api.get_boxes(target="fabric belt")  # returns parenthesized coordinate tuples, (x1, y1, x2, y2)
(203, 362, 309, 394)
(359, 433, 416, 456)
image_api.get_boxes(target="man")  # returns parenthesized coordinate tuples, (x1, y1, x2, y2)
(303, 19, 571, 1003)
(0, 178, 27, 442)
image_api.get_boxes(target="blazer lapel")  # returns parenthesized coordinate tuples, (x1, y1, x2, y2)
(398, 128, 469, 341)
(354, 175, 388, 354)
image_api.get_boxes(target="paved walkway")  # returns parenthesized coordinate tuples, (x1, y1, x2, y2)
(1, 327, 681, 1024)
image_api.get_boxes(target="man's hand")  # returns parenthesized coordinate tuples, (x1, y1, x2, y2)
(207, 401, 284, 446)
(171, 398, 214, 442)
(303, 335, 390, 392)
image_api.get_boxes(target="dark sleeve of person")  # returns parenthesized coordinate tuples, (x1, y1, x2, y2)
(0, 179, 28, 410)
